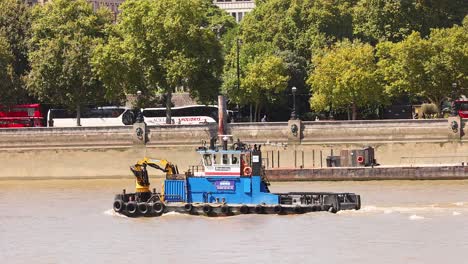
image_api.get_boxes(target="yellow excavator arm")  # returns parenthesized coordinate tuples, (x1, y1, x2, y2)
(130, 157, 178, 193)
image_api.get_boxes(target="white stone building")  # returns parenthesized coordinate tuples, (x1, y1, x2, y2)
(88, 0, 123, 20)
(213, 0, 255, 22)
(25, 0, 256, 23)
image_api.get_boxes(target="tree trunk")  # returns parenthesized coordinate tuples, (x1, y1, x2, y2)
(166, 91, 172, 124)
(257, 105, 262, 122)
(254, 103, 259, 122)
(76, 104, 81, 127)
(352, 102, 357, 120)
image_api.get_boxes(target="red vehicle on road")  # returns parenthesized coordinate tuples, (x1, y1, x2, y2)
(0, 104, 45, 128)
(455, 100, 468, 118)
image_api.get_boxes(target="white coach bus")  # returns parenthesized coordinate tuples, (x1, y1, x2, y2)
(47, 105, 230, 127)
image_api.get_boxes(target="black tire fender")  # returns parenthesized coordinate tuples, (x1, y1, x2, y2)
(294, 205, 303, 214)
(202, 204, 212, 214)
(138, 203, 149, 215)
(273, 205, 282, 214)
(254, 205, 264, 214)
(153, 201, 165, 214)
(126, 202, 137, 215)
(184, 203, 193, 213)
(240, 205, 249, 214)
(113, 200, 124, 213)
(221, 205, 230, 214)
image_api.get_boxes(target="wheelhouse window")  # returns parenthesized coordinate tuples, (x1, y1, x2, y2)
(203, 154, 212, 166)
(231, 154, 240, 165)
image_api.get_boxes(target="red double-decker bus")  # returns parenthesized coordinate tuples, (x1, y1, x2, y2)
(0, 104, 45, 128)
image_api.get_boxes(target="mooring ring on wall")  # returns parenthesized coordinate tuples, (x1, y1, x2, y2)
(450, 120, 458, 133)
(291, 124, 298, 136)
(136, 127, 144, 140)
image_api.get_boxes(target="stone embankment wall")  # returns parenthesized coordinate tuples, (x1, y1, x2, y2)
(0, 118, 467, 179)
(267, 166, 468, 181)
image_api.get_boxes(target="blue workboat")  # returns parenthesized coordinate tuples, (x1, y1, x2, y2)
(113, 138, 361, 217)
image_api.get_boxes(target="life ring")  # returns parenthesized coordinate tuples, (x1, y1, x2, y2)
(113, 200, 124, 213)
(137, 203, 149, 215)
(152, 201, 165, 214)
(243, 166, 252, 176)
(357, 156, 364, 164)
(126, 202, 137, 215)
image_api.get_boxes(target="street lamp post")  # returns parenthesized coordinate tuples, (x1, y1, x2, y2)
(237, 38, 241, 92)
(291, 86, 297, 120)
(236, 38, 244, 122)
(135, 90, 144, 123)
(451, 82, 457, 116)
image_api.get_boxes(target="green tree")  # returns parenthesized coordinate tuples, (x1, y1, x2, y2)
(352, 0, 417, 43)
(0, 32, 15, 103)
(0, 0, 32, 103)
(27, 0, 112, 126)
(93, 0, 226, 124)
(241, 54, 289, 121)
(241, 0, 354, 61)
(307, 40, 383, 120)
(414, 0, 468, 37)
(222, 0, 354, 119)
(353, 0, 468, 43)
(377, 20, 467, 113)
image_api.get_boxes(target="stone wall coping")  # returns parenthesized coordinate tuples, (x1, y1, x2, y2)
(0, 119, 452, 136)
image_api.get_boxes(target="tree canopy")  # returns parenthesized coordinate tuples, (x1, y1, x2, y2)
(308, 40, 384, 120)
(27, 0, 112, 125)
(0, 0, 32, 103)
(93, 0, 229, 123)
(353, 0, 468, 44)
(0, 0, 465, 121)
(377, 19, 468, 111)
(0, 32, 15, 103)
(241, 54, 289, 121)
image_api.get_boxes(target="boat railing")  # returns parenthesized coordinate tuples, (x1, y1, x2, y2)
(188, 165, 205, 174)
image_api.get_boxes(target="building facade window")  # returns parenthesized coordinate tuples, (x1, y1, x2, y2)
(27, 0, 255, 23)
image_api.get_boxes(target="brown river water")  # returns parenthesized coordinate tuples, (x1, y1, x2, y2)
(1, 179, 467, 264)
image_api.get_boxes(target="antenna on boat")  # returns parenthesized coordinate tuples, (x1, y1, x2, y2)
(209, 136, 217, 150)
